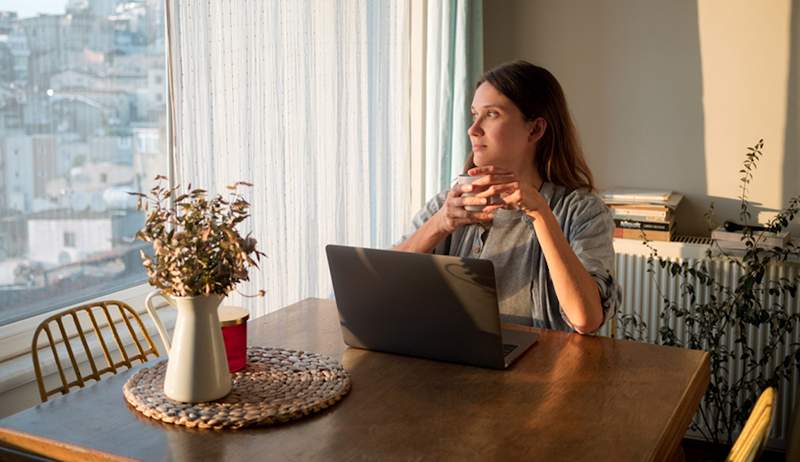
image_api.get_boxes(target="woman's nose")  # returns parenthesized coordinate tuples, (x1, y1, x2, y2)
(468, 119, 483, 137)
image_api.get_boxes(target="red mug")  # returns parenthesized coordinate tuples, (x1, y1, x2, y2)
(219, 306, 249, 372)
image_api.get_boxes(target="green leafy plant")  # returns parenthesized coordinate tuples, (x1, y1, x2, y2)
(130, 176, 265, 297)
(617, 140, 800, 444)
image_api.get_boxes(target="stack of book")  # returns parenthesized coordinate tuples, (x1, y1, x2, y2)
(600, 188, 684, 242)
(711, 222, 789, 251)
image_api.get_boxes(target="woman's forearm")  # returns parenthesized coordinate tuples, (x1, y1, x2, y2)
(529, 208, 604, 334)
(393, 214, 449, 253)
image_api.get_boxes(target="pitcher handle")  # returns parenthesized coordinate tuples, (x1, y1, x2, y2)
(146, 290, 173, 355)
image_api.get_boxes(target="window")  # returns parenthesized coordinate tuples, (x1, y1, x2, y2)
(63, 231, 75, 248)
(0, 2, 166, 326)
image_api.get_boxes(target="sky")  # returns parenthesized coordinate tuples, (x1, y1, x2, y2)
(1, 0, 66, 19)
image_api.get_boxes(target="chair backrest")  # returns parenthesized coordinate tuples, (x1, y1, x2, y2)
(726, 387, 777, 462)
(31, 300, 160, 402)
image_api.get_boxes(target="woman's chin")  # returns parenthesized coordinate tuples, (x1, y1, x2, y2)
(473, 153, 503, 168)
(472, 153, 493, 167)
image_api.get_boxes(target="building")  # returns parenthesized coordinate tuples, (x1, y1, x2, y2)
(19, 15, 63, 90)
(0, 20, 31, 85)
(2, 135, 34, 212)
(68, 160, 135, 193)
(32, 135, 57, 200)
(132, 123, 165, 181)
(48, 89, 132, 139)
(0, 210, 27, 259)
(26, 208, 142, 266)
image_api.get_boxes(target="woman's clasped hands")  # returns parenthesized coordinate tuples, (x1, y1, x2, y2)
(435, 165, 548, 234)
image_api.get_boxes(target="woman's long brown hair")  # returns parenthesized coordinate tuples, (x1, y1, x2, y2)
(465, 60, 595, 192)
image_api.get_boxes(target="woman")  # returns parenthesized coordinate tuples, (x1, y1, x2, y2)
(394, 60, 621, 334)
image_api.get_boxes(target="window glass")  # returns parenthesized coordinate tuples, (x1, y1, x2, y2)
(0, 1, 166, 326)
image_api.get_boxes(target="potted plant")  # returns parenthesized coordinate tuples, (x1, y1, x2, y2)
(617, 140, 800, 446)
(130, 176, 265, 403)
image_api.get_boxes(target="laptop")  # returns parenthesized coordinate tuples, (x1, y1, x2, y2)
(325, 244, 538, 369)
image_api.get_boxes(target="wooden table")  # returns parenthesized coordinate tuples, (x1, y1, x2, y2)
(0, 298, 709, 461)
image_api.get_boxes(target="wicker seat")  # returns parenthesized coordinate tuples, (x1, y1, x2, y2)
(31, 300, 160, 402)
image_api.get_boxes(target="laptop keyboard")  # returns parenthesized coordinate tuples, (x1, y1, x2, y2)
(502, 343, 518, 356)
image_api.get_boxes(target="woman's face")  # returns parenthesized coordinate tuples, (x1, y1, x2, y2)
(468, 82, 535, 171)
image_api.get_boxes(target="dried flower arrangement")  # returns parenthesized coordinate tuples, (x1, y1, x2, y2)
(130, 176, 265, 297)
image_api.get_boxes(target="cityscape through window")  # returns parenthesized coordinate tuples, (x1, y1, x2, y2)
(0, 0, 166, 326)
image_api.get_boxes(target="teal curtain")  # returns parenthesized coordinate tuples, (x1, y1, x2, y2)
(425, 0, 483, 200)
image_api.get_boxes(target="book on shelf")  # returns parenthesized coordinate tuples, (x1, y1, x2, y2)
(610, 207, 672, 221)
(613, 225, 675, 242)
(614, 219, 672, 232)
(711, 226, 789, 249)
(602, 189, 684, 209)
(601, 188, 672, 202)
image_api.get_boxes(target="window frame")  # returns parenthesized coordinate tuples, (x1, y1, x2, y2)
(0, 1, 173, 405)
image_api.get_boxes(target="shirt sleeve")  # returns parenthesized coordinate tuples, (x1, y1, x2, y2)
(559, 192, 622, 332)
(394, 191, 449, 251)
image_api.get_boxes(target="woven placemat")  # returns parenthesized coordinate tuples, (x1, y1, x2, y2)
(123, 346, 351, 430)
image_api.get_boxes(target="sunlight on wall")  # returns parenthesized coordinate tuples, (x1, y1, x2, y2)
(483, 0, 799, 235)
(698, 0, 792, 219)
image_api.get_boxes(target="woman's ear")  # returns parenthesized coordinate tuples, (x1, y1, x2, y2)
(528, 117, 547, 143)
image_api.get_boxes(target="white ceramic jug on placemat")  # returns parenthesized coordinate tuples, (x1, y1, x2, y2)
(145, 290, 231, 403)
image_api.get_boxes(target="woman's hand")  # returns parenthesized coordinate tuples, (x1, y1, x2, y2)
(434, 181, 496, 235)
(466, 165, 547, 218)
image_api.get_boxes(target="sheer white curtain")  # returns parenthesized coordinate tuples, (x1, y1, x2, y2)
(167, 0, 482, 317)
(169, 0, 411, 316)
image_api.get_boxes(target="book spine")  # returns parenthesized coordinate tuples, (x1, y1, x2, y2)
(611, 207, 669, 219)
(614, 227, 673, 241)
(609, 204, 671, 212)
(611, 211, 671, 223)
(614, 219, 671, 231)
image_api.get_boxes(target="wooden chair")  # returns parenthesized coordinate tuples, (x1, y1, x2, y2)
(726, 387, 776, 462)
(31, 300, 160, 402)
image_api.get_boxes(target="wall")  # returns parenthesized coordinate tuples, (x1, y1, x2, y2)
(27, 216, 113, 265)
(483, 0, 799, 236)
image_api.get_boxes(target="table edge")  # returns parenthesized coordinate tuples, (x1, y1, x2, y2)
(648, 350, 711, 462)
(0, 426, 136, 462)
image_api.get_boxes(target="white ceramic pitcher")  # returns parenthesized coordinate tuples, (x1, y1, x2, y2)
(145, 290, 232, 403)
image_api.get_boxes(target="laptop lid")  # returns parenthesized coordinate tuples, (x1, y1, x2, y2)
(325, 244, 522, 369)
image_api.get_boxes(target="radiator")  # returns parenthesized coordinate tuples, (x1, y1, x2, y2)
(601, 239, 800, 447)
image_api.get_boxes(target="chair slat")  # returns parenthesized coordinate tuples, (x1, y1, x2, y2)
(43, 324, 69, 397)
(54, 317, 84, 388)
(135, 312, 160, 358)
(116, 303, 147, 361)
(30, 300, 161, 402)
(86, 308, 117, 375)
(31, 329, 48, 402)
(70, 311, 100, 380)
(100, 303, 132, 368)
(726, 387, 776, 462)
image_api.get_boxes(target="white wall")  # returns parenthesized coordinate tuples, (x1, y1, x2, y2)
(27, 217, 113, 265)
(483, 0, 800, 236)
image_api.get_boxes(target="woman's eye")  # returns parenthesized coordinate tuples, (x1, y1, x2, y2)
(471, 113, 478, 121)
(487, 111, 498, 118)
